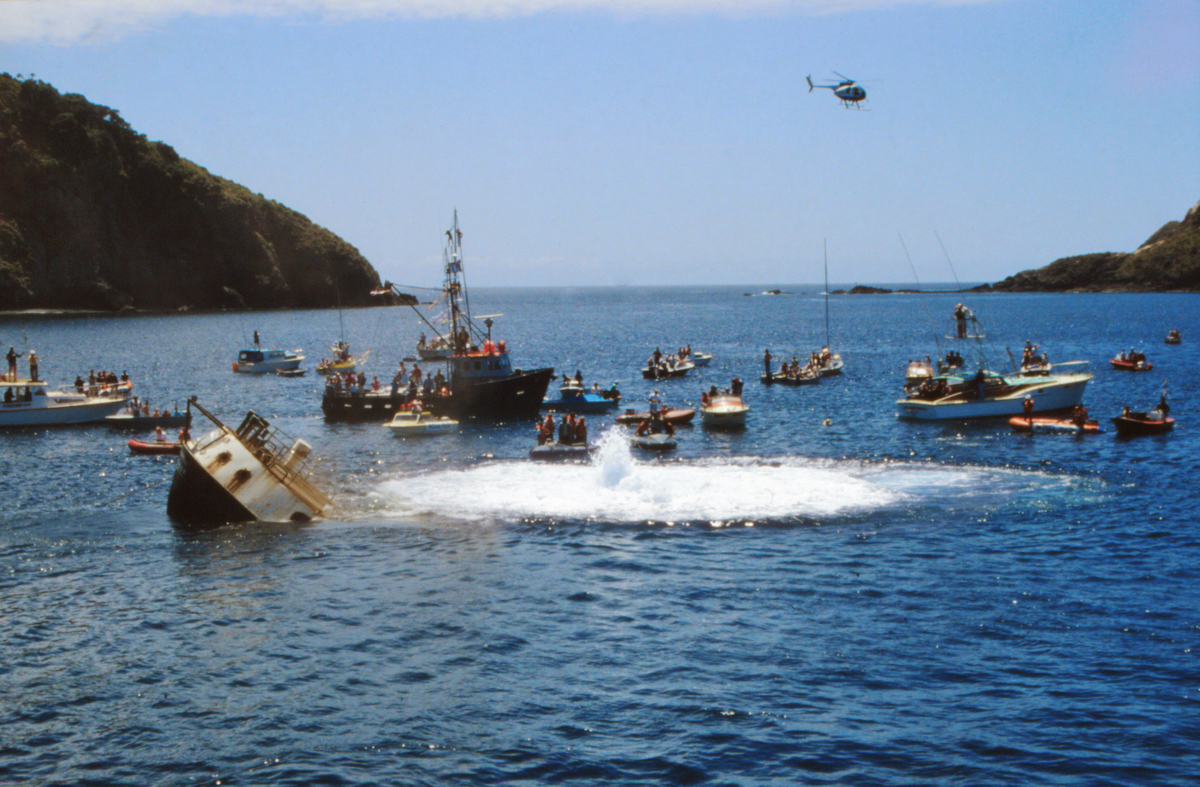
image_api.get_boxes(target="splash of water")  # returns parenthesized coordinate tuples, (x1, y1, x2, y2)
(368, 428, 1082, 525)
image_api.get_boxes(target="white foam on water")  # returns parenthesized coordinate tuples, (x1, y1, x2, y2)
(370, 428, 1069, 524)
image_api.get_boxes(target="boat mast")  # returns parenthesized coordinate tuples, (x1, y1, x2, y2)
(824, 239, 831, 348)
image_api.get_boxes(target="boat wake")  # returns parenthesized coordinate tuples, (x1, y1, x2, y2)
(367, 429, 1098, 526)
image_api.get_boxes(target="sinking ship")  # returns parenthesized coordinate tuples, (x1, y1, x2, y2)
(167, 398, 332, 525)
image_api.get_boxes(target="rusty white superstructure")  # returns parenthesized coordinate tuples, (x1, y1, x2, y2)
(167, 398, 331, 524)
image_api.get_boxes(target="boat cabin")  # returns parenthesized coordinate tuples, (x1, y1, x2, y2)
(238, 349, 290, 364)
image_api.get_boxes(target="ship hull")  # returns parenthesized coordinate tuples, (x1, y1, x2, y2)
(322, 367, 555, 422)
(896, 374, 1092, 421)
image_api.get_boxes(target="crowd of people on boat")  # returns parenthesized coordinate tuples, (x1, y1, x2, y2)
(536, 413, 588, 446)
(1115, 349, 1148, 366)
(644, 347, 695, 379)
(1021, 341, 1050, 371)
(73, 370, 130, 397)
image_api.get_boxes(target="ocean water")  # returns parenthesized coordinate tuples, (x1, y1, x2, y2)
(2, 286, 1198, 785)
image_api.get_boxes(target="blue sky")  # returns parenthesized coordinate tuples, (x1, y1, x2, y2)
(2, 0, 1197, 288)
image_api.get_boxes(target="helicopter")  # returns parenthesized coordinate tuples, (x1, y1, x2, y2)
(807, 72, 868, 109)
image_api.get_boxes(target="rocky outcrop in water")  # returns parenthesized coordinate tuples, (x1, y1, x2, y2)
(0, 74, 401, 311)
(993, 200, 1200, 293)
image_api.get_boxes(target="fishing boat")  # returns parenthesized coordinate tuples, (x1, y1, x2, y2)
(167, 398, 332, 525)
(1110, 412, 1175, 436)
(898, 367, 1092, 420)
(385, 410, 458, 437)
(1110, 351, 1152, 372)
(1, 379, 131, 427)
(1165, 329, 1182, 345)
(233, 348, 304, 374)
(1008, 416, 1103, 434)
(323, 212, 555, 422)
(541, 380, 621, 413)
(615, 407, 695, 425)
(529, 442, 592, 462)
(128, 438, 182, 455)
(700, 393, 749, 428)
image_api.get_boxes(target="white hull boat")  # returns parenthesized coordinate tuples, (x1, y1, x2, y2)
(385, 411, 458, 436)
(1, 380, 130, 427)
(233, 348, 304, 374)
(896, 371, 1093, 421)
(700, 394, 749, 427)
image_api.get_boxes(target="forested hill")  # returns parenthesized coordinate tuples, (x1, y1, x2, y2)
(0, 74, 395, 311)
(992, 199, 1200, 293)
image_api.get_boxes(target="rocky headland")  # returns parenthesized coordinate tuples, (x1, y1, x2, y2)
(992, 200, 1200, 293)
(0, 75, 406, 312)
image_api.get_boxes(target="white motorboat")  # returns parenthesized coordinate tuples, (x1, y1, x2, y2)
(167, 398, 332, 524)
(385, 410, 458, 437)
(700, 393, 749, 427)
(896, 369, 1093, 420)
(233, 348, 304, 374)
(690, 352, 713, 367)
(1, 379, 130, 427)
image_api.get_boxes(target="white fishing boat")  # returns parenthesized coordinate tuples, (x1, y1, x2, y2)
(1, 379, 130, 427)
(167, 398, 332, 524)
(700, 393, 749, 427)
(896, 369, 1093, 420)
(233, 348, 304, 374)
(385, 410, 458, 437)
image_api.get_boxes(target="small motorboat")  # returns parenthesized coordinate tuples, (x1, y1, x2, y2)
(529, 442, 592, 462)
(541, 381, 620, 413)
(700, 393, 748, 428)
(128, 438, 182, 455)
(631, 433, 677, 452)
(1110, 411, 1175, 436)
(105, 410, 189, 429)
(904, 358, 936, 386)
(1165, 329, 1182, 345)
(642, 360, 694, 380)
(276, 368, 306, 378)
(1008, 416, 1103, 435)
(1110, 352, 1152, 372)
(690, 352, 713, 367)
(615, 407, 695, 425)
(385, 411, 458, 437)
(761, 369, 820, 386)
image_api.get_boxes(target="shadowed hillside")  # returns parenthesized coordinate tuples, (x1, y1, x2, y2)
(0, 74, 402, 311)
(993, 200, 1200, 292)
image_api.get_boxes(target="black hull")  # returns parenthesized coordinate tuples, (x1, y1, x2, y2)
(322, 367, 556, 422)
(167, 445, 257, 525)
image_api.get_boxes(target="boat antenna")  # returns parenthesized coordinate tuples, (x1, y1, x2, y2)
(824, 239, 831, 348)
(335, 279, 345, 345)
(934, 229, 962, 290)
(898, 232, 921, 289)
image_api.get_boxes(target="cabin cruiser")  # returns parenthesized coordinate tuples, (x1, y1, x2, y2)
(897, 367, 1092, 420)
(542, 379, 620, 413)
(233, 348, 304, 374)
(1, 379, 130, 427)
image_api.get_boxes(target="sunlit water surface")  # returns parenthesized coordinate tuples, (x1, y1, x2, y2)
(2, 287, 1198, 785)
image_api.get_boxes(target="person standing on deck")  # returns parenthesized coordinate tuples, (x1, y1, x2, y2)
(6, 346, 22, 381)
(763, 349, 772, 377)
(27, 350, 38, 382)
(253, 330, 260, 348)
